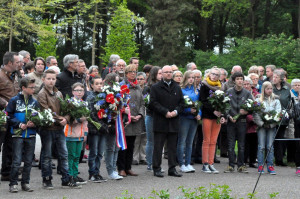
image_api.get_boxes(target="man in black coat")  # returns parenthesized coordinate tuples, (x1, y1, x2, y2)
(150, 65, 185, 177)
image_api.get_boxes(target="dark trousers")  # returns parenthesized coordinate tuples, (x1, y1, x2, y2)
(227, 121, 247, 168)
(1, 129, 13, 177)
(192, 124, 202, 162)
(244, 133, 258, 164)
(274, 125, 287, 163)
(152, 132, 177, 172)
(117, 136, 136, 171)
(10, 137, 35, 186)
(294, 120, 300, 167)
(219, 124, 228, 157)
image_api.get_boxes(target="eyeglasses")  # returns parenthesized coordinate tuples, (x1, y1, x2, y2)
(137, 78, 144, 80)
(211, 73, 220, 77)
(73, 89, 84, 92)
(163, 71, 173, 74)
(128, 71, 137, 74)
(27, 87, 35, 90)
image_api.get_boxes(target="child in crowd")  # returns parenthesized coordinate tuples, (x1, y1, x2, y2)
(6, 77, 39, 193)
(64, 83, 88, 185)
(37, 69, 81, 189)
(254, 81, 281, 175)
(86, 76, 108, 182)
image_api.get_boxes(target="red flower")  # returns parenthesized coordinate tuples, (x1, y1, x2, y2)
(97, 109, 105, 119)
(106, 94, 115, 104)
(120, 85, 130, 94)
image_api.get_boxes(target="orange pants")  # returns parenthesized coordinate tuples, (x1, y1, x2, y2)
(202, 118, 221, 165)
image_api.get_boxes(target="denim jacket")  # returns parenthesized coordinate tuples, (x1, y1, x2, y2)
(180, 85, 202, 120)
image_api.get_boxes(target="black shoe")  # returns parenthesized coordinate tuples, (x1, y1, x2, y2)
(168, 170, 182, 177)
(21, 183, 34, 192)
(139, 160, 147, 165)
(221, 154, 228, 158)
(132, 160, 139, 165)
(43, 177, 54, 190)
(1, 175, 10, 181)
(154, 171, 164, 178)
(214, 158, 221, 164)
(275, 161, 287, 167)
(79, 160, 87, 163)
(249, 163, 258, 168)
(51, 163, 56, 169)
(32, 161, 39, 167)
(62, 177, 82, 189)
(74, 176, 87, 185)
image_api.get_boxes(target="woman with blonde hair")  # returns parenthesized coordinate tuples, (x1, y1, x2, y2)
(177, 71, 201, 173)
(200, 67, 225, 174)
(254, 81, 281, 175)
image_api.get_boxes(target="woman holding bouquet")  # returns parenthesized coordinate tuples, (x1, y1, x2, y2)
(200, 67, 225, 174)
(254, 81, 281, 174)
(177, 71, 201, 173)
(144, 66, 162, 171)
(117, 65, 145, 177)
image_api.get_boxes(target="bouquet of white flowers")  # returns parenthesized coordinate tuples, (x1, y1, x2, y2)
(184, 95, 202, 116)
(208, 90, 231, 123)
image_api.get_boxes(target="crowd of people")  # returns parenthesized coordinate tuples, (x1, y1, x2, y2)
(0, 51, 300, 193)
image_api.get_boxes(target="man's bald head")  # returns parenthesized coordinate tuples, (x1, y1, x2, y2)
(231, 65, 242, 74)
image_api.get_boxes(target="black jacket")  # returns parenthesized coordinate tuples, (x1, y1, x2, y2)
(149, 79, 184, 133)
(200, 83, 218, 120)
(56, 68, 87, 99)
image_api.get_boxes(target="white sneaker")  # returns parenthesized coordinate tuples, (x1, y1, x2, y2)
(109, 172, 123, 180)
(161, 168, 165, 173)
(186, 164, 195, 172)
(180, 165, 190, 173)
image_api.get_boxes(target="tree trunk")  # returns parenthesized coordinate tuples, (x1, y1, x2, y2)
(9, 0, 14, 52)
(197, 16, 208, 51)
(91, 3, 98, 66)
(99, 0, 108, 68)
(263, 0, 271, 35)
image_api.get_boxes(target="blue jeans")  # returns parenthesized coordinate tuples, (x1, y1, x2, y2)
(10, 137, 35, 186)
(40, 130, 69, 183)
(88, 133, 106, 176)
(177, 117, 198, 166)
(105, 132, 119, 175)
(145, 115, 154, 167)
(257, 127, 276, 166)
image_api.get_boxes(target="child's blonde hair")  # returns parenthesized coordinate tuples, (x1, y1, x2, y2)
(260, 81, 275, 103)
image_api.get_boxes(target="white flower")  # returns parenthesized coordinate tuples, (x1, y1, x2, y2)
(223, 97, 230, 103)
(247, 103, 251, 108)
(94, 104, 100, 110)
(215, 90, 224, 96)
(113, 84, 120, 91)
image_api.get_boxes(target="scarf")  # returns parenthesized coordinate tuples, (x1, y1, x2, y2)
(127, 78, 138, 88)
(292, 89, 299, 97)
(202, 77, 222, 91)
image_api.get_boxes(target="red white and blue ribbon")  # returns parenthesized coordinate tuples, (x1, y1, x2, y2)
(115, 110, 127, 150)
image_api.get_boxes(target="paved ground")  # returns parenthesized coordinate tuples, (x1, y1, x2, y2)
(0, 136, 299, 199)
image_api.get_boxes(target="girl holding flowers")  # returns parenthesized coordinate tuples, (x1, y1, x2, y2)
(64, 83, 88, 185)
(177, 71, 201, 173)
(200, 67, 225, 174)
(254, 81, 281, 175)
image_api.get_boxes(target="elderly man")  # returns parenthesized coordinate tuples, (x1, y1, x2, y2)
(19, 50, 30, 66)
(219, 68, 228, 84)
(224, 65, 243, 92)
(116, 59, 126, 81)
(150, 65, 185, 178)
(56, 54, 84, 98)
(186, 62, 197, 71)
(101, 54, 120, 79)
(45, 56, 58, 70)
(0, 52, 20, 181)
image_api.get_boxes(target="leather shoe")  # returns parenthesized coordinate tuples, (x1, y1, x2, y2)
(154, 171, 164, 178)
(214, 158, 221, 163)
(139, 160, 148, 165)
(168, 170, 182, 177)
(119, 170, 127, 177)
(132, 160, 139, 165)
(249, 163, 258, 168)
(126, 170, 138, 176)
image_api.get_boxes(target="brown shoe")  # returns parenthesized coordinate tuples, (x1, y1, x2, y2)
(119, 170, 127, 177)
(125, 170, 138, 176)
